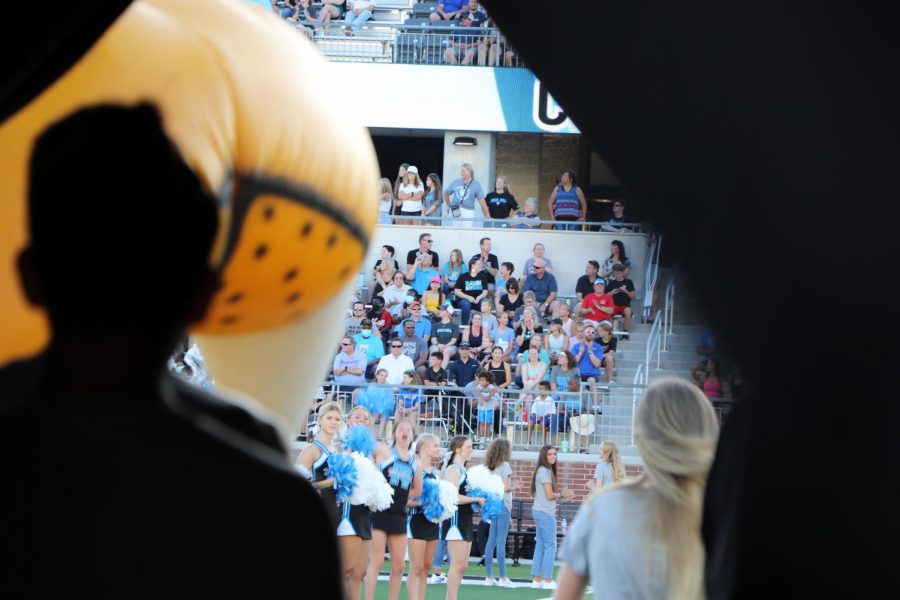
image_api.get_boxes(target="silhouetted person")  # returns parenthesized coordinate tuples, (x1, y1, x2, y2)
(0, 103, 341, 598)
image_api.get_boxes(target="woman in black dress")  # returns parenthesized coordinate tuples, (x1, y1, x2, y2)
(441, 435, 485, 600)
(406, 433, 443, 600)
(337, 406, 375, 600)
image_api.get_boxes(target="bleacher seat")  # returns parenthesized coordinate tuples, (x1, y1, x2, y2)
(402, 17, 431, 30)
(411, 2, 438, 17)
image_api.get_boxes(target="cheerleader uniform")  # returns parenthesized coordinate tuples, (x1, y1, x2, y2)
(371, 447, 416, 534)
(408, 467, 440, 541)
(312, 439, 340, 528)
(440, 463, 473, 542)
(336, 447, 374, 539)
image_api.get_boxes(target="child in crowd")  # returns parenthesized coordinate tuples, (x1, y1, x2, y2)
(474, 370, 500, 443)
(480, 299, 499, 333)
(528, 381, 556, 445)
(396, 370, 425, 423)
(353, 368, 396, 439)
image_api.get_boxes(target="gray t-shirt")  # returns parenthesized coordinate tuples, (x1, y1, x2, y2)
(593, 461, 615, 486)
(561, 485, 667, 599)
(533, 466, 557, 515)
(399, 334, 429, 365)
(490, 461, 514, 512)
(432, 320, 460, 345)
(445, 178, 486, 210)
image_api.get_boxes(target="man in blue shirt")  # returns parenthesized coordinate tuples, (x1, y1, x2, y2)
(393, 303, 432, 340)
(430, 0, 467, 22)
(405, 252, 440, 295)
(522, 259, 560, 320)
(353, 319, 384, 380)
(447, 342, 480, 434)
(571, 325, 604, 408)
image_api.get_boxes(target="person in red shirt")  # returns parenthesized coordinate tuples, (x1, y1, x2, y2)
(579, 279, 615, 323)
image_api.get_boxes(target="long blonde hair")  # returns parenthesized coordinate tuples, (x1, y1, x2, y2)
(630, 377, 718, 599)
(600, 441, 625, 483)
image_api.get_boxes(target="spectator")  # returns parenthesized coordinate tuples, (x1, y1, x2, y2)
(377, 339, 416, 385)
(381, 270, 411, 319)
(396, 370, 425, 422)
(367, 296, 393, 339)
(572, 325, 603, 408)
(444, 162, 486, 227)
(353, 369, 395, 439)
(489, 311, 516, 362)
(579, 279, 614, 323)
(600, 240, 632, 280)
(281, 0, 315, 22)
(453, 258, 490, 325)
(544, 317, 569, 363)
(513, 291, 538, 327)
(470, 237, 499, 289)
(549, 350, 581, 394)
(696, 357, 723, 399)
(406, 252, 440, 295)
(479, 299, 498, 333)
(396, 165, 425, 226)
(444, 13, 480, 65)
(567, 319, 585, 352)
(606, 263, 636, 339)
(395, 302, 432, 340)
(395, 318, 430, 375)
(462, 311, 491, 361)
(378, 177, 393, 224)
(421, 276, 445, 320)
(447, 343, 481, 432)
(528, 382, 556, 445)
(519, 347, 548, 400)
(353, 318, 385, 380)
(523, 242, 554, 276)
(595, 320, 618, 383)
(558, 303, 575, 337)
(552, 377, 584, 446)
(317, 0, 345, 28)
(548, 170, 587, 231)
(406, 232, 439, 270)
(393, 163, 409, 199)
(514, 307, 544, 356)
(341, 0, 375, 35)
(482, 345, 512, 392)
(345, 301, 369, 337)
(515, 335, 551, 373)
(509, 197, 541, 229)
(486, 32, 516, 67)
(429, 0, 466, 22)
(726, 361, 747, 400)
(530, 446, 575, 590)
(370, 244, 399, 300)
(599, 199, 635, 232)
(557, 379, 718, 600)
(430, 305, 460, 369)
(587, 441, 626, 492)
(522, 259, 560, 319)
(482, 438, 516, 587)
(423, 173, 443, 225)
(332, 336, 368, 392)
(574, 260, 602, 313)
(498, 279, 522, 315)
(441, 248, 468, 296)
(474, 370, 500, 442)
(461, 0, 488, 24)
(493, 261, 515, 301)
(484, 175, 518, 227)
(423, 352, 448, 387)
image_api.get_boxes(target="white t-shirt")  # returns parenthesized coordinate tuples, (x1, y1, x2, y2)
(531, 397, 556, 418)
(490, 462, 514, 512)
(349, 0, 375, 9)
(399, 183, 425, 212)
(376, 352, 415, 385)
(382, 284, 412, 317)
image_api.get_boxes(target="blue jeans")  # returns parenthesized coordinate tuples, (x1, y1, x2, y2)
(531, 511, 557, 580)
(484, 505, 511, 578)
(456, 298, 473, 325)
(553, 222, 581, 231)
(432, 539, 448, 569)
(344, 9, 372, 32)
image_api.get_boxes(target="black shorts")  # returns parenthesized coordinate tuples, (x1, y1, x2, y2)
(440, 508, 473, 542)
(337, 503, 373, 540)
(398, 210, 422, 216)
(372, 509, 408, 535)
(408, 512, 440, 541)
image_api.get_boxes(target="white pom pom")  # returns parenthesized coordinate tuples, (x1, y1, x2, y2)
(348, 452, 394, 511)
(294, 463, 313, 482)
(437, 479, 460, 522)
(466, 464, 505, 496)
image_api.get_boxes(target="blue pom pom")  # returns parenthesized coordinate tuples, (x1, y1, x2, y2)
(469, 489, 504, 520)
(343, 425, 376, 456)
(419, 478, 444, 522)
(327, 453, 358, 503)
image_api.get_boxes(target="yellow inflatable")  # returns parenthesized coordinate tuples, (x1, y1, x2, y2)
(0, 0, 378, 434)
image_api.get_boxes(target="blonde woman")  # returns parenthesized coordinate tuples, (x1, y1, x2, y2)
(483, 175, 518, 227)
(396, 165, 425, 226)
(587, 441, 625, 492)
(296, 402, 344, 528)
(338, 406, 376, 600)
(378, 178, 394, 225)
(556, 378, 719, 600)
(405, 433, 443, 600)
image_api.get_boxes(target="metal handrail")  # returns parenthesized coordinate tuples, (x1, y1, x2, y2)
(645, 309, 662, 374)
(382, 214, 644, 230)
(641, 235, 661, 322)
(630, 362, 644, 445)
(662, 277, 675, 351)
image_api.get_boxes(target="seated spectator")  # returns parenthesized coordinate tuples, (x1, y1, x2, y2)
(341, 0, 375, 35)
(515, 336, 551, 374)
(396, 165, 425, 226)
(423, 352, 449, 386)
(395, 317, 431, 373)
(493, 261, 515, 301)
(423, 173, 443, 225)
(367, 296, 393, 339)
(371, 244, 400, 294)
(479, 299, 499, 333)
(421, 276, 445, 320)
(430, 305, 460, 369)
(579, 279, 615, 323)
(549, 350, 581, 394)
(595, 320, 618, 383)
(395, 302, 432, 339)
(462, 311, 492, 361)
(486, 32, 517, 67)
(281, 0, 315, 22)
(522, 259, 560, 319)
(568, 319, 586, 352)
(499, 279, 523, 316)
(444, 13, 480, 65)
(380, 270, 412, 319)
(544, 318, 570, 363)
(509, 197, 541, 229)
(377, 339, 416, 385)
(353, 318, 385, 380)
(470, 237, 499, 290)
(600, 240, 632, 280)
(429, 0, 467, 22)
(523, 242, 554, 276)
(397, 370, 425, 422)
(574, 260, 603, 313)
(406, 233, 439, 271)
(548, 170, 588, 231)
(514, 307, 544, 353)
(345, 301, 369, 337)
(331, 336, 368, 394)
(461, 0, 488, 24)
(513, 290, 538, 327)
(600, 199, 637, 233)
(484, 175, 518, 227)
(441, 248, 468, 296)
(488, 310, 516, 363)
(518, 347, 548, 400)
(406, 252, 439, 295)
(572, 325, 604, 407)
(606, 264, 636, 339)
(527, 381, 556, 445)
(558, 303, 575, 337)
(481, 345, 512, 391)
(552, 377, 584, 445)
(453, 258, 491, 325)
(317, 0, 345, 27)
(695, 358, 723, 399)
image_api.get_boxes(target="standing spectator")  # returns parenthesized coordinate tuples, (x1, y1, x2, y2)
(429, 0, 466, 21)
(606, 263, 636, 339)
(696, 357, 723, 399)
(406, 252, 439, 295)
(377, 339, 416, 385)
(572, 326, 603, 408)
(548, 170, 588, 231)
(406, 233, 439, 271)
(378, 178, 394, 225)
(341, 0, 375, 35)
(444, 13, 480, 65)
(396, 165, 425, 226)
(530, 445, 575, 590)
(488, 310, 516, 362)
(393, 163, 409, 198)
(587, 441, 625, 492)
(353, 318, 385, 380)
(444, 162, 486, 227)
(396, 319, 430, 375)
(484, 175, 518, 227)
(499, 280, 523, 315)
(473, 371, 500, 443)
(441, 248, 468, 296)
(600, 199, 635, 233)
(579, 279, 614, 323)
(421, 276, 444, 320)
(600, 240, 632, 280)
(523, 242, 554, 276)
(470, 237, 499, 289)
(453, 258, 490, 325)
(522, 259, 560, 320)
(509, 197, 541, 229)
(556, 379, 718, 600)
(345, 301, 369, 337)
(595, 320, 618, 383)
(381, 270, 411, 319)
(423, 173, 443, 225)
(482, 438, 516, 587)
(332, 336, 368, 394)
(574, 260, 602, 314)
(493, 261, 515, 301)
(430, 305, 460, 369)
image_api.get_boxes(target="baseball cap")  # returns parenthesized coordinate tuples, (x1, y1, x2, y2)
(429, 276, 441, 283)
(410, 301, 421, 308)
(593, 278, 607, 287)
(459, 342, 471, 349)
(407, 165, 419, 174)
(550, 317, 563, 325)
(360, 318, 373, 327)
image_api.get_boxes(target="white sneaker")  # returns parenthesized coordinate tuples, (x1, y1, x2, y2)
(531, 580, 542, 588)
(428, 573, 446, 584)
(484, 577, 497, 586)
(542, 580, 558, 590)
(498, 577, 513, 587)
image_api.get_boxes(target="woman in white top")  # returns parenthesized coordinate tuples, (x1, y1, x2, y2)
(557, 378, 719, 600)
(530, 445, 574, 590)
(380, 270, 412, 318)
(396, 165, 425, 226)
(378, 177, 394, 225)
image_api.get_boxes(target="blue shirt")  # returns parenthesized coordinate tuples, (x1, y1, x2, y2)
(410, 266, 440, 295)
(572, 341, 604, 377)
(394, 317, 432, 340)
(442, 262, 468, 286)
(398, 387, 425, 409)
(522, 273, 558, 303)
(449, 357, 480, 387)
(353, 332, 385, 364)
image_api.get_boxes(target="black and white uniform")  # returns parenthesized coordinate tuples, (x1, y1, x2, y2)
(371, 448, 416, 535)
(407, 467, 439, 541)
(312, 439, 340, 528)
(440, 463, 473, 542)
(337, 452, 373, 540)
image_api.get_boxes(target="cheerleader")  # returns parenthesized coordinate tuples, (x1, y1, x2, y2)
(337, 406, 375, 600)
(296, 401, 343, 528)
(441, 435, 486, 600)
(364, 420, 422, 600)
(406, 433, 443, 600)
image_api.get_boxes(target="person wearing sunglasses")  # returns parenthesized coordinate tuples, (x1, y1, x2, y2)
(377, 339, 417, 385)
(331, 336, 367, 400)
